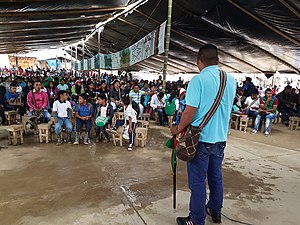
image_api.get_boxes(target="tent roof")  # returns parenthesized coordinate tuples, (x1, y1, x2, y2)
(1, 0, 300, 74)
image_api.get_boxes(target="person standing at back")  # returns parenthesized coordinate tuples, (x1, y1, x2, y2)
(171, 44, 236, 225)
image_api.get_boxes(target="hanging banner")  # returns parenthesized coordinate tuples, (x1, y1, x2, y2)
(77, 21, 166, 70)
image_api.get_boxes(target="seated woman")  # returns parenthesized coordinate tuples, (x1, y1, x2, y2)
(71, 80, 84, 103)
(47, 81, 59, 109)
(94, 93, 114, 143)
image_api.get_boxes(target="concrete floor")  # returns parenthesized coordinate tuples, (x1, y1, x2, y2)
(0, 124, 299, 225)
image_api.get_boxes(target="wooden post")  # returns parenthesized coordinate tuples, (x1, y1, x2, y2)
(75, 45, 78, 73)
(162, 0, 173, 91)
(98, 28, 101, 79)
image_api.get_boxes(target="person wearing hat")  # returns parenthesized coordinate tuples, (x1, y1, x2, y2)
(57, 78, 69, 91)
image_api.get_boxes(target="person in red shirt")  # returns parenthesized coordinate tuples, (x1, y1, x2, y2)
(27, 80, 51, 123)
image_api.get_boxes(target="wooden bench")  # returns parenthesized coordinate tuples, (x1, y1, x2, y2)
(112, 112, 124, 127)
(239, 116, 249, 133)
(7, 125, 23, 146)
(289, 117, 300, 130)
(38, 123, 51, 143)
(140, 113, 150, 122)
(22, 115, 38, 134)
(112, 126, 124, 147)
(5, 111, 17, 125)
(137, 120, 149, 137)
(230, 114, 240, 130)
(135, 127, 148, 147)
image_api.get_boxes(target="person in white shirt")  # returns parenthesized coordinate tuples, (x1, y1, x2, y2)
(108, 97, 137, 151)
(150, 92, 167, 125)
(244, 89, 260, 117)
(53, 90, 73, 145)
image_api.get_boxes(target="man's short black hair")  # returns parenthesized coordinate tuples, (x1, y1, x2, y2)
(98, 93, 107, 101)
(79, 93, 88, 100)
(197, 44, 219, 66)
(57, 90, 67, 99)
(285, 85, 292, 90)
(10, 81, 18, 87)
(245, 77, 252, 82)
(34, 79, 41, 84)
(252, 89, 259, 95)
(113, 79, 120, 85)
(265, 88, 272, 93)
(122, 96, 130, 106)
(158, 92, 164, 99)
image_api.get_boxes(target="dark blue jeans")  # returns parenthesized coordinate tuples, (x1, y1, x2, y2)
(55, 117, 73, 134)
(188, 141, 226, 225)
(245, 108, 258, 118)
(76, 118, 92, 133)
(155, 108, 166, 125)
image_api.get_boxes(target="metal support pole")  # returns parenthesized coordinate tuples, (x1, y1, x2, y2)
(98, 28, 101, 79)
(82, 39, 85, 71)
(82, 40, 85, 57)
(75, 45, 78, 73)
(15, 53, 18, 70)
(69, 47, 72, 71)
(162, 0, 173, 91)
(56, 55, 58, 72)
(63, 48, 67, 70)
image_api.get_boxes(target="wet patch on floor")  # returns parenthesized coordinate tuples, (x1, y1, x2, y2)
(223, 167, 276, 202)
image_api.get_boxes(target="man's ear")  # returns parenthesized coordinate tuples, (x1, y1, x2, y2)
(196, 59, 201, 71)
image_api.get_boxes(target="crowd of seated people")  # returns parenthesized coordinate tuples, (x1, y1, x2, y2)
(232, 77, 300, 135)
(0, 67, 188, 150)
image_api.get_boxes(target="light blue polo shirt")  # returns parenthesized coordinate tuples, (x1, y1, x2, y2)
(186, 65, 236, 143)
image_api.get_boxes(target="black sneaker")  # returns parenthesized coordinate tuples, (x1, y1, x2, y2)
(176, 216, 196, 225)
(206, 205, 221, 223)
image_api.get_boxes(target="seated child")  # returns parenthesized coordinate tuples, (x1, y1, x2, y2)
(4, 81, 25, 120)
(108, 97, 137, 151)
(74, 93, 94, 145)
(94, 93, 114, 143)
(53, 90, 73, 145)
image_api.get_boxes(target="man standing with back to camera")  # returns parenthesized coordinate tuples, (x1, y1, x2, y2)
(171, 44, 236, 225)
